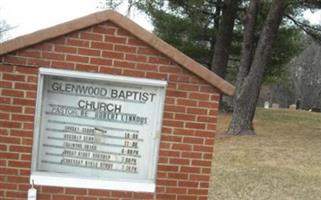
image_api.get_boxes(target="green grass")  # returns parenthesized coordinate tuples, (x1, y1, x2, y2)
(209, 108, 321, 200)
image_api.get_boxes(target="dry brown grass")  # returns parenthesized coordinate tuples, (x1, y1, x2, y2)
(209, 108, 321, 200)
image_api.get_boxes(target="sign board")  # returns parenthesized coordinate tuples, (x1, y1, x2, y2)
(31, 68, 167, 192)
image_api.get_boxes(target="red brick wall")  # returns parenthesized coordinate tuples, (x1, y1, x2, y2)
(0, 22, 220, 200)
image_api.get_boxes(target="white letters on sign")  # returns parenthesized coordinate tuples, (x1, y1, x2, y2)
(30, 68, 167, 192)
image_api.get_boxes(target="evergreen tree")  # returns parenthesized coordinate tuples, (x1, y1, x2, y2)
(104, 0, 321, 135)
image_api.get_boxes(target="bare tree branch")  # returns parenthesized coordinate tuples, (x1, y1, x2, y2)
(285, 14, 321, 42)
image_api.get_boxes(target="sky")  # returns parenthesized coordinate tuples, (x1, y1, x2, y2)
(0, 0, 152, 41)
(0, 0, 321, 41)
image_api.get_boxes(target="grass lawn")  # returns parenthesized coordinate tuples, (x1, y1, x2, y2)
(209, 108, 321, 200)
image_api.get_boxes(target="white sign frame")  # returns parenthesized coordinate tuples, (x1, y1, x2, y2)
(30, 68, 167, 192)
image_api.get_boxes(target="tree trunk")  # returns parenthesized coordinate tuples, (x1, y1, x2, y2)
(214, 0, 222, 31)
(235, 0, 260, 86)
(209, 0, 222, 66)
(227, 0, 288, 135)
(210, 0, 238, 78)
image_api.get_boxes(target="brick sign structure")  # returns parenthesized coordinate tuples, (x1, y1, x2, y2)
(0, 10, 234, 200)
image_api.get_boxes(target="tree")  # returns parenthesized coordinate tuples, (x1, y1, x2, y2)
(103, 0, 239, 79)
(104, 0, 320, 135)
(227, 0, 288, 135)
(0, 19, 11, 42)
(210, 0, 239, 78)
(151, 0, 240, 79)
(103, 0, 302, 80)
(227, 0, 321, 135)
(290, 40, 321, 110)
